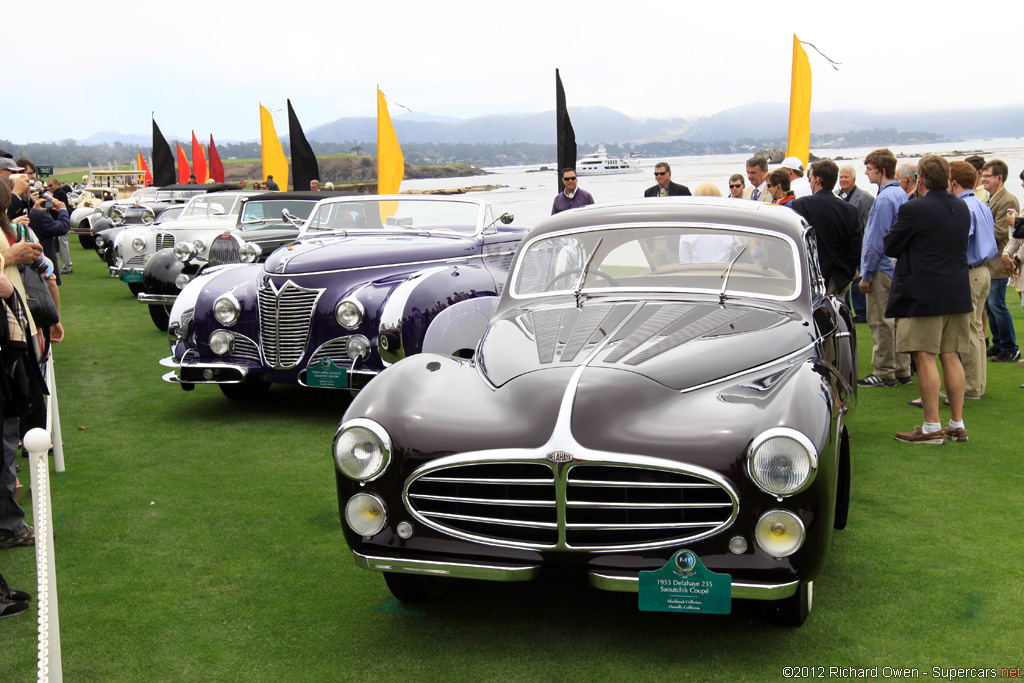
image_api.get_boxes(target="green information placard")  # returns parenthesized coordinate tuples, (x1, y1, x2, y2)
(638, 550, 732, 614)
(122, 271, 143, 283)
(306, 358, 349, 388)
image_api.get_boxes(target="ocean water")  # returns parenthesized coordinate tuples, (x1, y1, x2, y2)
(400, 137, 1024, 230)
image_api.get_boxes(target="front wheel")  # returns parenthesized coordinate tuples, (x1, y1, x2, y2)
(218, 376, 271, 400)
(761, 581, 812, 627)
(78, 234, 95, 249)
(383, 572, 451, 602)
(148, 304, 170, 331)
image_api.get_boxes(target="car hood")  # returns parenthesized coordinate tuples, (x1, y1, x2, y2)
(262, 233, 476, 275)
(478, 299, 814, 391)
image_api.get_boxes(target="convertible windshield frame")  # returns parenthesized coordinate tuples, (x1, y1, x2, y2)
(299, 197, 488, 237)
(508, 221, 804, 303)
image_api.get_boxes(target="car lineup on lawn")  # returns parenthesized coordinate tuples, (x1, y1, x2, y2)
(330, 198, 855, 626)
(75, 186, 854, 626)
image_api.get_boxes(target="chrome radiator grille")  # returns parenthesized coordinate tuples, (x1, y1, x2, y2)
(209, 235, 240, 266)
(258, 281, 323, 368)
(156, 233, 175, 250)
(225, 334, 260, 363)
(308, 337, 359, 366)
(405, 459, 736, 550)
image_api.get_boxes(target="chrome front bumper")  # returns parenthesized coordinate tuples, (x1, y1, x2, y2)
(160, 356, 249, 384)
(139, 293, 179, 305)
(352, 551, 798, 601)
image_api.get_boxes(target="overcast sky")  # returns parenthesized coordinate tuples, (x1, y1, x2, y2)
(7, 1, 1021, 144)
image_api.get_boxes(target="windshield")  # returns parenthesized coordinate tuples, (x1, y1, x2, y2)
(513, 226, 799, 299)
(305, 199, 482, 234)
(240, 200, 318, 225)
(180, 194, 243, 218)
(155, 189, 206, 202)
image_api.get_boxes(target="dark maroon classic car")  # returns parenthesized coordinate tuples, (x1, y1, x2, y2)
(332, 197, 856, 626)
(161, 195, 524, 399)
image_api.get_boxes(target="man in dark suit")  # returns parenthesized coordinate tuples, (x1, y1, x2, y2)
(883, 155, 972, 444)
(789, 159, 861, 296)
(644, 163, 691, 197)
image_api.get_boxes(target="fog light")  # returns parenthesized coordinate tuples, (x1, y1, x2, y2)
(209, 330, 234, 355)
(347, 335, 370, 360)
(754, 510, 805, 558)
(175, 273, 191, 290)
(396, 521, 413, 539)
(142, 254, 151, 265)
(202, 369, 214, 380)
(345, 493, 386, 537)
(728, 536, 748, 554)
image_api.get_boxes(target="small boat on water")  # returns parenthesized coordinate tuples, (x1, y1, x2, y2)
(576, 145, 643, 176)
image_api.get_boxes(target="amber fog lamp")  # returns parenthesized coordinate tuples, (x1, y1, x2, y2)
(747, 428, 817, 497)
(345, 493, 387, 537)
(333, 419, 391, 481)
(754, 510, 805, 558)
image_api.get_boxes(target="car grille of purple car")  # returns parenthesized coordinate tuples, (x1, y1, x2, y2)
(156, 233, 175, 250)
(405, 460, 736, 551)
(257, 281, 323, 368)
(209, 235, 240, 266)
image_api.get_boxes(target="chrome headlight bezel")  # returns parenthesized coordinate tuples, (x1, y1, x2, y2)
(141, 207, 156, 225)
(746, 428, 818, 497)
(192, 239, 207, 254)
(335, 299, 364, 329)
(333, 418, 391, 482)
(346, 335, 370, 360)
(94, 234, 106, 248)
(173, 241, 197, 262)
(239, 242, 262, 263)
(212, 294, 241, 326)
(110, 207, 125, 226)
(208, 329, 234, 356)
(131, 236, 146, 253)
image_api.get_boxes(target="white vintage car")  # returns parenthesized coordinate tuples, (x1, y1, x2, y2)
(110, 190, 258, 290)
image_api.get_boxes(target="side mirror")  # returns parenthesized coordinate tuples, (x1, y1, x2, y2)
(500, 213, 514, 225)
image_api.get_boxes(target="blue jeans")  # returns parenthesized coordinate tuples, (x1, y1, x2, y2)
(985, 277, 1017, 353)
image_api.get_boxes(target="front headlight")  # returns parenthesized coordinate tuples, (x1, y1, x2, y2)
(110, 207, 125, 226)
(333, 419, 391, 481)
(239, 242, 262, 263)
(747, 428, 817, 497)
(141, 208, 155, 225)
(174, 242, 197, 262)
(346, 335, 370, 360)
(132, 236, 146, 252)
(754, 510, 805, 558)
(192, 239, 207, 254)
(175, 273, 191, 290)
(94, 234, 106, 248)
(213, 295, 240, 326)
(209, 330, 234, 355)
(345, 493, 387, 537)
(335, 300, 363, 329)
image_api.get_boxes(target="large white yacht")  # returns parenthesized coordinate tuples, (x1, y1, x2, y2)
(576, 145, 643, 176)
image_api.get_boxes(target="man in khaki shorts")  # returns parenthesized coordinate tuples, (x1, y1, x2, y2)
(883, 155, 973, 445)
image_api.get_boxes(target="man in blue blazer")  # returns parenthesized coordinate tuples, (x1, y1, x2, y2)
(883, 155, 972, 445)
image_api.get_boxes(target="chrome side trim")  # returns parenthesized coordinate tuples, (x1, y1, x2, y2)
(138, 293, 178, 305)
(679, 343, 815, 394)
(587, 572, 799, 600)
(352, 551, 541, 581)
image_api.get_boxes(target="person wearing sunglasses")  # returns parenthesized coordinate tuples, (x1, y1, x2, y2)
(644, 162, 691, 198)
(551, 169, 594, 215)
(727, 173, 751, 199)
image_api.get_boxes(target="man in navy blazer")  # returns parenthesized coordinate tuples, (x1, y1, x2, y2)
(883, 155, 972, 445)
(644, 163, 691, 197)
(789, 159, 862, 296)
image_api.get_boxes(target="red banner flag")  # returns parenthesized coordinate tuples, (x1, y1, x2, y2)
(209, 135, 224, 183)
(177, 143, 192, 184)
(192, 131, 209, 183)
(137, 151, 153, 186)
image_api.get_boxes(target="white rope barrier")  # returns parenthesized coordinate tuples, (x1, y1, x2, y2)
(24, 353, 63, 682)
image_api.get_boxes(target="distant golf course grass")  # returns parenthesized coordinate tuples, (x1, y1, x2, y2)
(1, 246, 1021, 682)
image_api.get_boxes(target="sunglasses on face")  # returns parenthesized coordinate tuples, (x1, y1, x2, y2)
(654, 172, 667, 177)
(729, 184, 742, 189)
(563, 176, 577, 182)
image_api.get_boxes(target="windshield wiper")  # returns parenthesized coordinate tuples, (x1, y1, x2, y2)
(574, 238, 603, 308)
(719, 243, 748, 304)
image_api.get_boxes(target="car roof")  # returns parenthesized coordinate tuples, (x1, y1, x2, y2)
(242, 191, 354, 203)
(311, 194, 488, 206)
(156, 183, 242, 193)
(529, 197, 810, 243)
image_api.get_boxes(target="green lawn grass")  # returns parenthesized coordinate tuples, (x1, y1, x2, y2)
(1, 250, 1022, 682)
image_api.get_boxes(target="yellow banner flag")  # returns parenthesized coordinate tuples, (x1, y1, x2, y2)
(260, 104, 289, 190)
(786, 35, 812, 169)
(377, 88, 404, 220)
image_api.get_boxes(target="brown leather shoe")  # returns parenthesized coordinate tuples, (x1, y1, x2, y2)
(894, 426, 946, 445)
(944, 427, 969, 442)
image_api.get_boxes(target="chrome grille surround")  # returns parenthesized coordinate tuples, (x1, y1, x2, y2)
(224, 333, 260, 363)
(308, 336, 359, 367)
(404, 452, 738, 551)
(209, 234, 241, 266)
(156, 233, 175, 250)
(257, 279, 325, 368)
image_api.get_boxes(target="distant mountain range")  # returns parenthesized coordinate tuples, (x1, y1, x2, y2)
(74, 104, 1024, 148)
